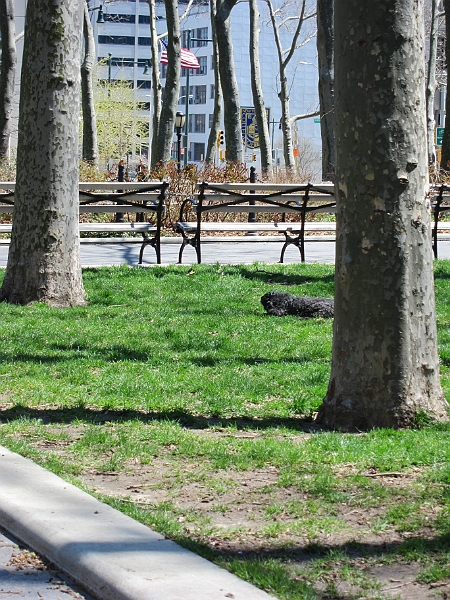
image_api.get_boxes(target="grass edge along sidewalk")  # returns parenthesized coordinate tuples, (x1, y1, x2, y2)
(0, 262, 450, 599)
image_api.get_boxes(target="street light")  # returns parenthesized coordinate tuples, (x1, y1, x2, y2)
(175, 112, 185, 170)
(88, 4, 104, 23)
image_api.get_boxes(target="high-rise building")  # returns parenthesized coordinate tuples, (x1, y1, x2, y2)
(91, 0, 321, 169)
(10, 1, 321, 171)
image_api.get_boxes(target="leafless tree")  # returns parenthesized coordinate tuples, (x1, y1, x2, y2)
(0, 0, 16, 159)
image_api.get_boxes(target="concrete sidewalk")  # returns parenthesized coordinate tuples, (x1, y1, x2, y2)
(0, 445, 274, 600)
(0, 237, 337, 267)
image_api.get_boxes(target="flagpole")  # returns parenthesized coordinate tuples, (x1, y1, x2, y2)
(184, 29, 191, 167)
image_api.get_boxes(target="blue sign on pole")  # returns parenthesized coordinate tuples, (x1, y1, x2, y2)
(240, 108, 259, 149)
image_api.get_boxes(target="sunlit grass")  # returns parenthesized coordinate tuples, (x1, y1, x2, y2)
(1, 261, 450, 599)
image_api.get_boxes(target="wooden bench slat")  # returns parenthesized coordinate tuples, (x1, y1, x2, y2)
(176, 221, 337, 232)
(0, 181, 168, 264)
(79, 223, 156, 232)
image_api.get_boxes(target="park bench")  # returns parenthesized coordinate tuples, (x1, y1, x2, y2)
(0, 181, 168, 264)
(173, 181, 336, 264)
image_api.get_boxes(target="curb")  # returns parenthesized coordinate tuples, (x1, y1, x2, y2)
(0, 446, 275, 600)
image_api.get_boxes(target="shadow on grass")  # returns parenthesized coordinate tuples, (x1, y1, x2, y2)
(0, 405, 317, 431)
(171, 529, 450, 565)
(238, 267, 335, 288)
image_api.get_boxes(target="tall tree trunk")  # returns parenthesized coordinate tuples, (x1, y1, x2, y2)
(317, 0, 335, 181)
(426, 0, 438, 166)
(81, 0, 98, 166)
(147, 0, 163, 169)
(205, 0, 223, 163)
(265, 0, 311, 172)
(214, 0, 242, 163)
(154, 0, 181, 164)
(0, 0, 85, 307)
(0, 0, 16, 159)
(316, 0, 448, 430)
(441, 0, 450, 169)
(249, 0, 272, 174)
(278, 66, 295, 171)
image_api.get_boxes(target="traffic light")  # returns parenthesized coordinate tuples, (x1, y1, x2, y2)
(217, 130, 224, 147)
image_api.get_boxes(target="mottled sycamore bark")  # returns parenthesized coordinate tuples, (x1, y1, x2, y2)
(214, 0, 243, 163)
(426, 0, 438, 166)
(317, 0, 335, 181)
(249, 0, 272, 174)
(146, 0, 163, 169)
(205, 0, 223, 163)
(0, 0, 85, 306)
(81, 0, 98, 165)
(316, 0, 448, 429)
(153, 0, 181, 164)
(441, 0, 450, 168)
(0, 0, 16, 158)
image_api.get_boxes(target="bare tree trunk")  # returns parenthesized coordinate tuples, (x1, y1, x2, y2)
(153, 0, 181, 164)
(0, 0, 16, 159)
(316, 0, 448, 430)
(441, 0, 450, 169)
(205, 0, 223, 163)
(265, 0, 312, 172)
(249, 0, 272, 174)
(147, 0, 163, 169)
(278, 65, 295, 170)
(0, 0, 85, 307)
(81, 0, 98, 166)
(317, 0, 335, 181)
(214, 0, 242, 163)
(426, 0, 439, 166)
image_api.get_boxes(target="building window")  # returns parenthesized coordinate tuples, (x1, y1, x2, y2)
(189, 114, 205, 135)
(210, 84, 215, 99)
(193, 28, 208, 47)
(160, 63, 167, 79)
(138, 37, 152, 46)
(192, 142, 205, 161)
(179, 86, 193, 105)
(137, 80, 151, 89)
(194, 85, 206, 104)
(98, 35, 135, 45)
(197, 56, 207, 75)
(181, 30, 189, 48)
(194, 114, 205, 133)
(211, 56, 215, 71)
(98, 57, 148, 68)
(103, 14, 135, 23)
(209, 114, 214, 128)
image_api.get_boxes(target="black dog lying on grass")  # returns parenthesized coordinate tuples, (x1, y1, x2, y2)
(261, 291, 334, 318)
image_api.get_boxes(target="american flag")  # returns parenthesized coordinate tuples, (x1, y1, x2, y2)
(160, 39, 200, 70)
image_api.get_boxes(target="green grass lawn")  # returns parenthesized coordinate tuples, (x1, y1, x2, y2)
(1, 262, 450, 599)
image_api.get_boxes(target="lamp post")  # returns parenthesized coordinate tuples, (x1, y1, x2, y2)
(88, 4, 104, 23)
(175, 112, 185, 170)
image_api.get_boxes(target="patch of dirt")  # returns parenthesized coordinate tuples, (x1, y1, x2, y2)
(5, 424, 450, 599)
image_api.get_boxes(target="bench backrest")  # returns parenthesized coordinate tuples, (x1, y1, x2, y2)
(195, 182, 335, 217)
(0, 181, 169, 215)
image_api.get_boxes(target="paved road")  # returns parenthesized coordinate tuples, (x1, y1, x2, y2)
(0, 238, 338, 267)
(0, 528, 93, 599)
(1, 238, 448, 268)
